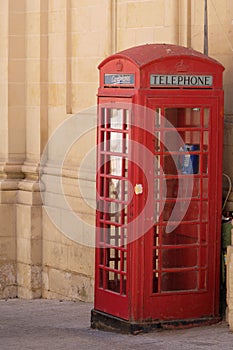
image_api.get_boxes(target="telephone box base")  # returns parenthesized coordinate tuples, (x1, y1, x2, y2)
(91, 309, 221, 334)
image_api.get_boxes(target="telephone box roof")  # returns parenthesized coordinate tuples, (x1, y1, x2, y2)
(98, 43, 224, 69)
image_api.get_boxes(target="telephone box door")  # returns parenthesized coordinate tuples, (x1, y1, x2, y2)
(94, 97, 133, 320)
(143, 95, 222, 321)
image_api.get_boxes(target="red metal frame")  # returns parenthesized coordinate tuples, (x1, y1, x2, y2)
(93, 44, 224, 327)
(142, 95, 223, 320)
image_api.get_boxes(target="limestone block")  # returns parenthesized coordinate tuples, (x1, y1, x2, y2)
(43, 207, 86, 247)
(9, 12, 25, 36)
(71, 31, 106, 57)
(26, 83, 41, 106)
(66, 244, 94, 276)
(9, 59, 25, 83)
(42, 266, 94, 302)
(0, 237, 16, 261)
(62, 178, 95, 205)
(65, 195, 95, 216)
(117, 28, 136, 50)
(133, 28, 154, 46)
(43, 240, 68, 270)
(9, 0, 25, 13)
(17, 237, 30, 264)
(0, 285, 17, 299)
(0, 204, 15, 237)
(164, 0, 179, 26)
(49, 11, 66, 34)
(9, 36, 25, 60)
(71, 0, 103, 7)
(228, 314, 233, 331)
(71, 83, 98, 112)
(208, 0, 228, 26)
(42, 192, 67, 211)
(26, 60, 40, 83)
(42, 207, 65, 244)
(154, 26, 178, 44)
(62, 125, 96, 167)
(0, 1, 8, 15)
(48, 83, 66, 107)
(17, 190, 42, 206)
(223, 90, 233, 116)
(71, 7, 90, 33)
(0, 190, 17, 204)
(71, 58, 99, 83)
(125, 1, 164, 28)
(26, 12, 40, 34)
(25, 0, 41, 13)
(49, 0, 67, 11)
(48, 34, 66, 58)
(48, 59, 66, 82)
(26, 109, 41, 156)
(17, 237, 42, 265)
(60, 209, 95, 247)
(224, 123, 233, 147)
(209, 29, 231, 55)
(17, 262, 42, 299)
(0, 261, 17, 299)
(89, 4, 108, 32)
(8, 84, 25, 107)
(70, 32, 79, 57)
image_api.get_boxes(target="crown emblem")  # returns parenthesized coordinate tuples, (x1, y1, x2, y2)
(175, 60, 189, 72)
(116, 60, 123, 72)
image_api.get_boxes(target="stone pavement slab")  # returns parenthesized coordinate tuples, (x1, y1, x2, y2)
(0, 299, 233, 350)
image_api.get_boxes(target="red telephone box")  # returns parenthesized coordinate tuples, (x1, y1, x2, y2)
(91, 44, 224, 332)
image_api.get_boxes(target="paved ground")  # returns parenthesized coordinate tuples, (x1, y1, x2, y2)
(0, 299, 233, 350)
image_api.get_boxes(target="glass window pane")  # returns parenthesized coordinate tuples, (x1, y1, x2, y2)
(161, 270, 197, 292)
(153, 225, 159, 246)
(202, 201, 208, 221)
(162, 224, 199, 245)
(162, 248, 198, 268)
(110, 155, 122, 176)
(165, 108, 201, 128)
(155, 108, 161, 127)
(107, 272, 121, 293)
(123, 134, 128, 153)
(110, 132, 123, 153)
(122, 275, 127, 295)
(183, 201, 200, 221)
(164, 131, 184, 152)
(110, 109, 123, 129)
(178, 145, 199, 174)
(99, 269, 104, 288)
(154, 155, 161, 175)
(106, 248, 120, 269)
(99, 247, 104, 265)
(203, 178, 208, 197)
(163, 154, 179, 175)
(202, 154, 208, 174)
(122, 251, 127, 272)
(153, 272, 159, 293)
(154, 131, 161, 152)
(154, 178, 160, 199)
(204, 108, 210, 127)
(199, 269, 207, 290)
(203, 131, 209, 150)
(162, 200, 200, 222)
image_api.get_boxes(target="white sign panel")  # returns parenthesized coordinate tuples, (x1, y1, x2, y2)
(150, 74, 213, 87)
